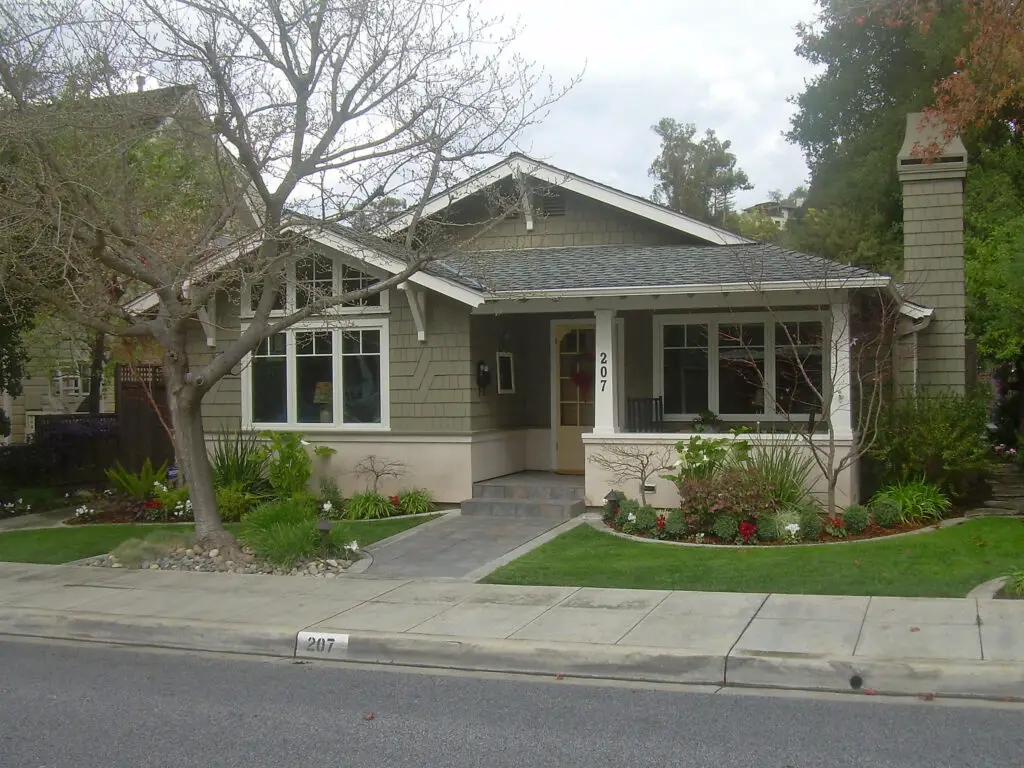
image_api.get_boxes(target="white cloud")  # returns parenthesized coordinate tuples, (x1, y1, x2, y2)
(484, 0, 822, 207)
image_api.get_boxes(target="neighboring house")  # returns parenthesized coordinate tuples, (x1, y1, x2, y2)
(131, 112, 966, 509)
(743, 198, 804, 229)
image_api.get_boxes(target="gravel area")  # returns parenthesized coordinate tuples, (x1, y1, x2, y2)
(83, 542, 357, 577)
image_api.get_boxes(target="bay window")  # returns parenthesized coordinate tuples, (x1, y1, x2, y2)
(243, 320, 389, 429)
(656, 313, 826, 420)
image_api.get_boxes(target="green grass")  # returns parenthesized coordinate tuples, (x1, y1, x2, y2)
(0, 515, 437, 565)
(482, 519, 1024, 598)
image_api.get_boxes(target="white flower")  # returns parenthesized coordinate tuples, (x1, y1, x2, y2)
(25, 505, 30, 511)
(321, 501, 333, 513)
(16, 498, 22, 504)
(695, 533, 705, 542)
(784, 523, 800, 534)
(673, 459, 682, 468)
(627, 512, 637, 523)
(347, 540, 359, 551)
(300, 439, 310, 446)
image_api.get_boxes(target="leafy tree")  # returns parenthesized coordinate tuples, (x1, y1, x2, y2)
(0, 293, 32, 398)
(0, 0, 570, 550)
(649, 118, 752, 225)
(787, 0, 967, 272)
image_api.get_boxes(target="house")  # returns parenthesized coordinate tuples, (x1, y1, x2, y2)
(742, 196, 805, 229)
(135, 112, 966, 511)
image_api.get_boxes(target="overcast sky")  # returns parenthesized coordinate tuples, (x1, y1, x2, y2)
(487, 0, 822, 208)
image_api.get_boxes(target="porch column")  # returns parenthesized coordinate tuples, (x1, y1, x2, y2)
(593, 308, 618, 435)
(830, 299, 853, 439)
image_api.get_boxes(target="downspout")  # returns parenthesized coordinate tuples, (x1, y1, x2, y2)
(896, 313, 932, 395)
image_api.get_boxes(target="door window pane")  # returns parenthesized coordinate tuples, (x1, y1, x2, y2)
(775, 321, 824, 414)
(296, 331, 334, 424)
(662, 324, 709, 414)
(252, 333, 287, 423)
(719, 323, 766, 414)
(341, 330, 381, 424)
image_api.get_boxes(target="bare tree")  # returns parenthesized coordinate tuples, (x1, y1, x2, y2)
(718, 250, 903, 513)
(353, 455, 406, 494)
(588, 443, 676, 506)
(0, 0, 574, 549)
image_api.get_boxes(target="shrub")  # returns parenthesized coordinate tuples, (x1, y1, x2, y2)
(664, 434, 751, 485)
(824, 514, 847, 539)
(241, 497, 318, 537)
(773, 508, 803, 544)
(211, 431, 270, 495)
(215, 484, 260, 523)
(842, 504, 871, 535)
(678, 466, 778, 530)
(793, 502, 822, 541)
(633, 504, 659, 535)
(871, 497, 903, 528)
(262, 431, 313, 497)
(616, 498, 642, 532)
(318, 477, 346, 520)
(758, 515, 779, 542)
(1005, 568, 1024, 598)
(239, 497, 320, 567)
(105, 458, 168, 501)
(870, 392, 991, 502)
(398, 488, 436, 516)
(871, 481, 952, 525)
(664, 509, 688, 538)
(711, 514, 739, 542)
(748, 440, 814, 508)
(346, 490, 396, 520)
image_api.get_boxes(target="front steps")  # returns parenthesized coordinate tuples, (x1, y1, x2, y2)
(460, 473, 586, 521)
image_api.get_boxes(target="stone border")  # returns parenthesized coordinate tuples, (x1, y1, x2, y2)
(587, 515, 975, 549)
(967, 577, 1009, 600)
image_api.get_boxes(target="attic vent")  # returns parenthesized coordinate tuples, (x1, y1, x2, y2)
(535, 190, 566, 217)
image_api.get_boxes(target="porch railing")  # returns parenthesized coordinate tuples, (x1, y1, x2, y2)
(625, 396, 665, 433)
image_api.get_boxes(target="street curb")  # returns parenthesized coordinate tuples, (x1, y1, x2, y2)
(295, 630, 727, 686)
(726, 653, 1024, 699)
(0, 607, 297, 658)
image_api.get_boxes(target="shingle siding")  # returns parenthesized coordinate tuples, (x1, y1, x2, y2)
(189, 291, 242, 435)
(900, 174, 967, 393)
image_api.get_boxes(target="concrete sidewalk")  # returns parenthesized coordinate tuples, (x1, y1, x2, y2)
(0, 562, 1022, 699)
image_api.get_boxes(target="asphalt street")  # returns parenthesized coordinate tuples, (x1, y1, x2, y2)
(0, 638, 1020, 768)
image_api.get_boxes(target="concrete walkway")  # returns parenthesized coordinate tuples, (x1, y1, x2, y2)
(361, 512, 568, 579)
(0, 509, 71, 532)
(0, 562, 1022, 699)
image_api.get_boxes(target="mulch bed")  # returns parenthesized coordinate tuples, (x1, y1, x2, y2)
(604, 518, 932, 546)
(63, 500, 184, 526)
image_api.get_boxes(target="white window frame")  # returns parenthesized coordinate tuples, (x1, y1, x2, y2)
(51, 366, 92, 398)
(240, 317, 390, 432)
(240, 251, 390, 319)
(653, 310, 829, 422)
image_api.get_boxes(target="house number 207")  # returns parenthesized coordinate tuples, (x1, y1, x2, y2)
(599, 352, 608, 392)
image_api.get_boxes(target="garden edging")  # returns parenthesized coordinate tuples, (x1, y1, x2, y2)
(967, 577, 1009, 600)
(587, 516, 972, 548)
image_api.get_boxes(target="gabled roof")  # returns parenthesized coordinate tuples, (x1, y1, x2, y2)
(437, 243, 890, 296)
(376, 153, 751, 246)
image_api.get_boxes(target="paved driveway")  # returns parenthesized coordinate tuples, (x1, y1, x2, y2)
(362, 513, 562, 580)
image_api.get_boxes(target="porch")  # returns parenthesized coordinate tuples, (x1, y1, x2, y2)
(467, 290, 859, 508)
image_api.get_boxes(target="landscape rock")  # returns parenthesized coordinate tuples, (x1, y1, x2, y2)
(82, 549, 356, 578)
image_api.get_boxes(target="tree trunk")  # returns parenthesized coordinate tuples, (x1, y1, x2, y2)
(87, 332, 105, 416)
(162, 340, 235, 551)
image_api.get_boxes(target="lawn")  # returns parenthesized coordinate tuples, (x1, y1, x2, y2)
(0, 515, 437, 565)
(482, 518, 1024, 598)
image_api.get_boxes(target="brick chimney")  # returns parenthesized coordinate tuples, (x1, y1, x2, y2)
(897, 112, 968, 393)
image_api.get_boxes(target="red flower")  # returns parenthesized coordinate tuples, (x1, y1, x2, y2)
(656, 514, 666, 529)
(388, 495, 401, 506)
(143, 499, 163, 510)
(739, 521, 757, 542)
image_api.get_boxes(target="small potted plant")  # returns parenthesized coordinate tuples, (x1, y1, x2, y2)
(691, 409, 722, 433)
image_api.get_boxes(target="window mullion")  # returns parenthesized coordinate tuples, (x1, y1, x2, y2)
(286, 332, 297, 425)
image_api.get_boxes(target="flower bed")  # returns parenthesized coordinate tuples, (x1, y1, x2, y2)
(602, 433, 958, 546)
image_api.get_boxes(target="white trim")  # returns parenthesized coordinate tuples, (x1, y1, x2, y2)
(583, 431, 853, 446)
(652, 309, 830, 422)
(496, 351, 516, 394)
(593, 309, 617, 435)
(377, 154, 751, 246)
(239, 316, 390, 432)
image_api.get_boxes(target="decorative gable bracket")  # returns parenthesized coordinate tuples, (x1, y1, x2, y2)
(197, 298, 217, 348)
(398, 283, 427, 342)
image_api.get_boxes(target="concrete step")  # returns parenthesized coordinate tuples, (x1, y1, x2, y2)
(983, 498, 1022, 511)
(472, 482, 584, 501)
(460, 497, 585, 521)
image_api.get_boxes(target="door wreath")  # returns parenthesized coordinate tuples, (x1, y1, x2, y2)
(569, 352, 594, 395)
